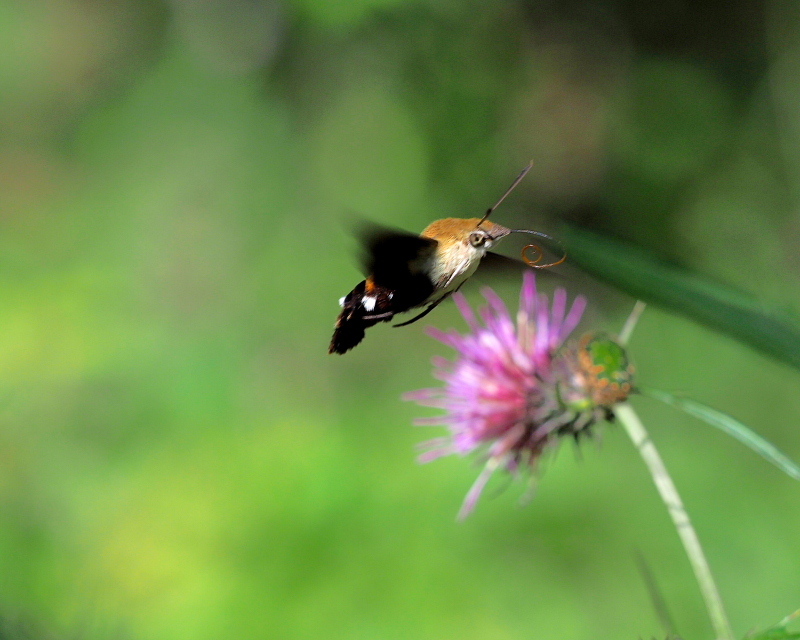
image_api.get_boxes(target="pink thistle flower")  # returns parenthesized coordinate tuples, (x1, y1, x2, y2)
(404, 271, 590, 519)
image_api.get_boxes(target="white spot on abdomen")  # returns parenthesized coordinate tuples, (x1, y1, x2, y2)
(362, 295, 377, 312)
(338, 296, 346, 307)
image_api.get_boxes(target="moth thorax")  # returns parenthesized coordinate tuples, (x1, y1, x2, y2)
(422, 218, 504, 242)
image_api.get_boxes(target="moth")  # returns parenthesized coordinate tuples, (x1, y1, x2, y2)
(329, 164, 564, 354)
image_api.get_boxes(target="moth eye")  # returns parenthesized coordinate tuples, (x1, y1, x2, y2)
(469, 231, 487, 247)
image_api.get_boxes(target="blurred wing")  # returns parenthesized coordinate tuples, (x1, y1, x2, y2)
(475, 251, 566, 285)
(359, 224, 438, 290)
(479, 251, 528, 274)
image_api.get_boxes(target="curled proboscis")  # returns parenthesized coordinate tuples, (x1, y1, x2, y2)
(522, 244, 543, 267)
(512, 230, 567, 269)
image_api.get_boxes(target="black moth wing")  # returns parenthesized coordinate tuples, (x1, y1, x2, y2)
(358, 223, 438, 310)
(360, 224, 438, 287)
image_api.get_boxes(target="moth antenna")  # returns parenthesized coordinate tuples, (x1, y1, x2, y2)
(511, 229, 567, 269)
(477, 161, 534, 227)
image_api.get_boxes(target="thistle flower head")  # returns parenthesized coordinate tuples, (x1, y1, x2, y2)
(405, 271, 633, 519)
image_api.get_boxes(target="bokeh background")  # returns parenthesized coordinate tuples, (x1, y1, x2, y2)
(1, 0, 799, 638)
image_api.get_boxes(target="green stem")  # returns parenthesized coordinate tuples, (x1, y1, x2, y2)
(615, 402, 734, 640)
(619, 300, 647, 345)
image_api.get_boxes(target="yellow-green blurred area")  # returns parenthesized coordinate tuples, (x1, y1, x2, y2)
(1, 0, 799, 638)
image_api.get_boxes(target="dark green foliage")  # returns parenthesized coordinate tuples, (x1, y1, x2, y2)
(562, 225, 800, 372)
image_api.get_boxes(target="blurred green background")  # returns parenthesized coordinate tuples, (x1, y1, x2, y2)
(1, 0, 799, 638)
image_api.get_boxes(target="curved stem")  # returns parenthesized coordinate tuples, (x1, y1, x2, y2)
(615, 402, 734, 640)
(619, 300, 647, 346)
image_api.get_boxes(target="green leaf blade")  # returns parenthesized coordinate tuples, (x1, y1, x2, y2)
(745, 610, 800, 639)
(644, 387, 800, 481)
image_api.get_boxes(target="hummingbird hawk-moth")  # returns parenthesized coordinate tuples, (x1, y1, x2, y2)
(329, 164, 564, 354)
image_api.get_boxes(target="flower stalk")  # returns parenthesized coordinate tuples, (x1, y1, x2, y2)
(617, 302, 733, 640)
(615, 402, 735, 640)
